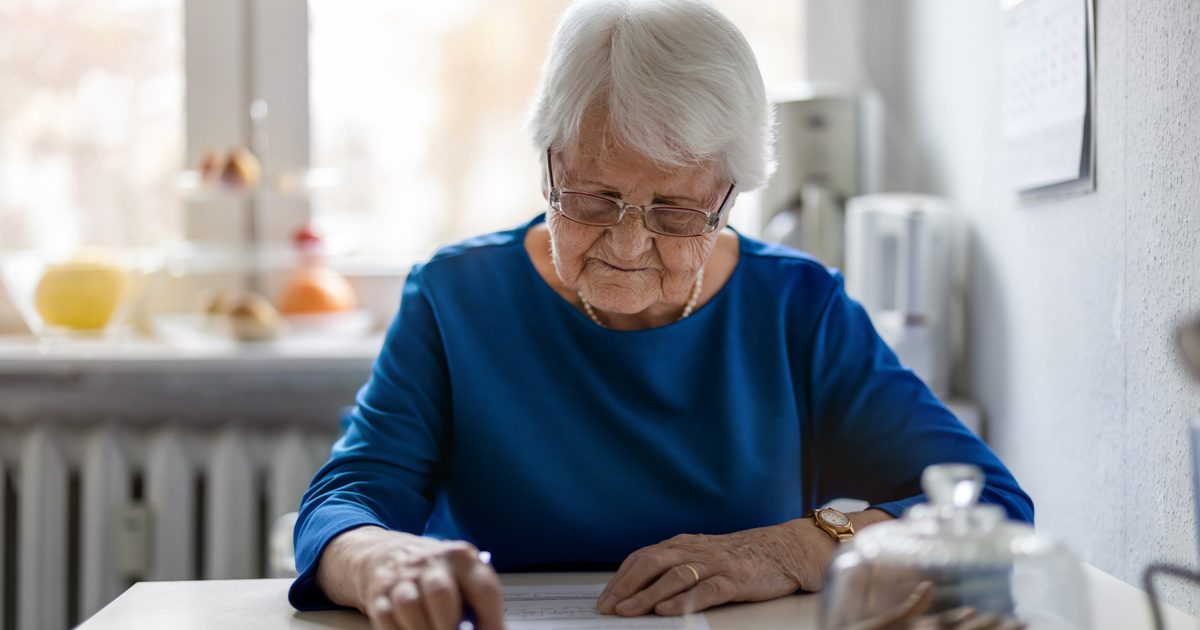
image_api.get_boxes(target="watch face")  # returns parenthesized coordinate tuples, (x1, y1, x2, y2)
(819, 510, 850, 528)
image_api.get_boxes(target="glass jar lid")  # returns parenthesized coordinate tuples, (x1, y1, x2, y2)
(846, 464, 1056, 570)
(821, 464, 1090, 629)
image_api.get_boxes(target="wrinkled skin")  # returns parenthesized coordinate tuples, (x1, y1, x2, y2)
(531, 105, 737, 331)
(317, 526, 505, 630)
(594, 512, 891, 618)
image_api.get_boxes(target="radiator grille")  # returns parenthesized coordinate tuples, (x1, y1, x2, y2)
(0, 423, 332, 630)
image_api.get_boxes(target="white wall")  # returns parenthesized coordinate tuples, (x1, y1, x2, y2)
(810, 0, 1200, 614)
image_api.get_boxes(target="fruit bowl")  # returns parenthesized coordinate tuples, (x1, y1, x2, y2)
(141, 242, 380, 348)
(0, 248, 161, 341)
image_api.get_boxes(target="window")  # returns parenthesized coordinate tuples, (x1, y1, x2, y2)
(308, 1, 804, 258)
(0, 1, 802, 256)
(709, 1, 805, 86)
(0, 0, 184, 251)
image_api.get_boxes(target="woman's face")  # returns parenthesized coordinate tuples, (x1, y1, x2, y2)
(547, 114, 729, 317)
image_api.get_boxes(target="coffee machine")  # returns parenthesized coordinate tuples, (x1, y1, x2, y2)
(757, 84, 879, 268)
(756, 87, 975, 430)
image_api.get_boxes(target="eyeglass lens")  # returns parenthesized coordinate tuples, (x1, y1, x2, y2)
(558, 192, 709, 236)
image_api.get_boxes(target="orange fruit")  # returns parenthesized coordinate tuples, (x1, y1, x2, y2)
(279, 267, 357, 314)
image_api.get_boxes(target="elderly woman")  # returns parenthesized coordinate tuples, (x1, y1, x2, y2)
(289, 1, 1033, 628)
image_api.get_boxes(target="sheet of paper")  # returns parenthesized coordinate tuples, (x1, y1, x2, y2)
(502, 583, 711, 630)
(1002, 0, 1090, 191)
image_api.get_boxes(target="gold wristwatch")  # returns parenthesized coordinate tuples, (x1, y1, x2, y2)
(811, 507, 855, 543)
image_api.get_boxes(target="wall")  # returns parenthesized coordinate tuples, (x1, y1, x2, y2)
(809, 0, 1200, 614)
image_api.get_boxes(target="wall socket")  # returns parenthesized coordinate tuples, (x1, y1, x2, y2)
(114, 502, 152, 578)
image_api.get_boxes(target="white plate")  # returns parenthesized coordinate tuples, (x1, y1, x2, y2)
(153, 309, 374, 350)
(283, 309, 374, 338)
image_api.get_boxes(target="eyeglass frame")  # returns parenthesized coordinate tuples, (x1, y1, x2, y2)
(544, 148, 736, 237)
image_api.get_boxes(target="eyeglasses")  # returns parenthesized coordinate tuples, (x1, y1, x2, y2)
(545, 148, 735, 237)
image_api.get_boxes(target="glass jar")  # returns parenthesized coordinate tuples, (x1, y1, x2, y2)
(821, 464, 1089, 629)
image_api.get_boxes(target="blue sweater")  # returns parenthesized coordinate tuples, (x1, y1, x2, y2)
(289, 215, 1033, 610)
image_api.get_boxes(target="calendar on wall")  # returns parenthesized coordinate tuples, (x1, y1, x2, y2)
(1002, 0, 1096, 197)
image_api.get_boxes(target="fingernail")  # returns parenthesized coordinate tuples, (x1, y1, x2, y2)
(598, 595, 616, 612)
(616, 599, 637, 614)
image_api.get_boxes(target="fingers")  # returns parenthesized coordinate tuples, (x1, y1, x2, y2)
(951, 612, 1004, 630)
(419, 564, 462, 630)
(597, 550, 647, 610)
(938, 606, 1030, 630)
(361, 541, 503, 630)
(365, 593, 403, 630)
(939, 607, 977, 626)
(375, 567, 498, 630)
(610, 563, 704, 616)
(844, 581, 935, 630)
(888, 580, 935, 626)
(598, 546, 682, 613)
(447, 550, 506, 630)
(387, 579, 432, 630)
(652, 575, 738, 616)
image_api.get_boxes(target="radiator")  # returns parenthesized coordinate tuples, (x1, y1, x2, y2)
(0, 422, 335, 630)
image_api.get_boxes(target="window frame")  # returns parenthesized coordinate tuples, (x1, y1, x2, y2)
(183, 0, 311, 245)
(185, 0, 809, 248)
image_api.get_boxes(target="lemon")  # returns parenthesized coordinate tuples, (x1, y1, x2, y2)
(34, 250, 130, 331)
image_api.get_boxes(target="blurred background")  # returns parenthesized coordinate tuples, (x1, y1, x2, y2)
(0, 0, 1197, 628)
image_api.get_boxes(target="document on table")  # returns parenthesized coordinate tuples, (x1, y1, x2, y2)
(501, 583, 710, 629)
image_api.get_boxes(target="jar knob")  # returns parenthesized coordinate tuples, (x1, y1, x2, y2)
(922, 463, 983, 510)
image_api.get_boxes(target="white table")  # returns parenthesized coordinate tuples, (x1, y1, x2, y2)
(78, 564, 1196, 630)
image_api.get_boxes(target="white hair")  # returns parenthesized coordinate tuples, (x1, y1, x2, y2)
(527, 0, 775, 191)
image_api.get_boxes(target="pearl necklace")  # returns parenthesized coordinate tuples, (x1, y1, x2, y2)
(578, 268, 705, 329)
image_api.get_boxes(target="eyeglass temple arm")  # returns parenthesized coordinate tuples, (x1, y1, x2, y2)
(713, 183, 736, 221)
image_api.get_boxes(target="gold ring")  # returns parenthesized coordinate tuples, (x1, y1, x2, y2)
(683, 563, 700, 587)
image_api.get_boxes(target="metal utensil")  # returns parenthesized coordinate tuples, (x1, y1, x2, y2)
(1141, 316, 1200, 629)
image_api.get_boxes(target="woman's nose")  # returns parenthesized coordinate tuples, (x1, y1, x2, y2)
(607, 208, 653, 256)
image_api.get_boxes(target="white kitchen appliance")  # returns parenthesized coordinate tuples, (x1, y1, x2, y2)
(758, 84, 880, 268)
(844, 194, 954, 397)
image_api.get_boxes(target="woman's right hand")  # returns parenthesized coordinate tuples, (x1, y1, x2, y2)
(316, 525, 506, 630)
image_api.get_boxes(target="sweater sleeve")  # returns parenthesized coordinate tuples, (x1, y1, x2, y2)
(804, 272, 1033, 524)
(288, 264, 451, 610)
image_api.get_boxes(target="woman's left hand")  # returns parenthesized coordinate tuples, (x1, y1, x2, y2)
(596, 518, 843, 617)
